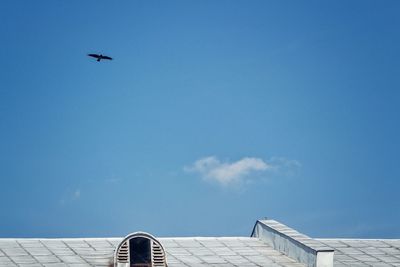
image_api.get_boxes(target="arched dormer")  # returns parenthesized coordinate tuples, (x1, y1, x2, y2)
(114, 232, 167, 267)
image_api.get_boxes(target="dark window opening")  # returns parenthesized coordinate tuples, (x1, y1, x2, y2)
(129, 237, 151, 267)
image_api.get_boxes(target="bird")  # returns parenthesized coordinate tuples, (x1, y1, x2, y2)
(88, 53, 113, 62)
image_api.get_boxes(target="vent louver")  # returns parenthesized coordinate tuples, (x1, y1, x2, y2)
(117, 241, 129, 263)
(152, 241, 166, 266)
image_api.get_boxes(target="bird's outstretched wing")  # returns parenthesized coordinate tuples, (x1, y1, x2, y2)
(101, 55, 113, 60)
(88, 54, 100, 58)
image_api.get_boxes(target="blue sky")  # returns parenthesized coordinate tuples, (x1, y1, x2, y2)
(0, 1, 399, 238)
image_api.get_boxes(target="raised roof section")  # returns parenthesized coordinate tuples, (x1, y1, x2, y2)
(251, 219, 334, 267)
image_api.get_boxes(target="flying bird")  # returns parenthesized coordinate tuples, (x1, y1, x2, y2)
(88, 53, 113, 62)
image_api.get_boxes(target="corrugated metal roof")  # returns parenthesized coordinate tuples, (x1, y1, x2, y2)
(0, 237, 305, 267)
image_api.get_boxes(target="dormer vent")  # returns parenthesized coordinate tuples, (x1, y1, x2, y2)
(115, 232, 167, 267)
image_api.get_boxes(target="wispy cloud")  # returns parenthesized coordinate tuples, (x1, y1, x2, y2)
(73, 189, 81, 200)
(185, 156, 300, 187)
(267, 157, 302, 175)
(59, 188, 81, 205)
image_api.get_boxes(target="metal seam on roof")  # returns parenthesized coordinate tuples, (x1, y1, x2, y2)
(38, 239, 62, 265)
(14, 239, 40, 266)
(62, 238, 92, 266)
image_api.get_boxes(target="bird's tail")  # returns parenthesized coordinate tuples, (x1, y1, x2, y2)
(97, 58, 101, 62)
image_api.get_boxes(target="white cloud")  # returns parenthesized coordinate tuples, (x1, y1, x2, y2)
(185, 156, 271, 186)
(185, 156, 301, 187)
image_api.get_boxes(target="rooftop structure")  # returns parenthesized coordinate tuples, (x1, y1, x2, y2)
(0, 219, 399, 267)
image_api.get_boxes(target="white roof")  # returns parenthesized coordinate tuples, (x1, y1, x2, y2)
(1, 219, 399, 266)
(318, 238, 400, 266)
(0, 237, 304, 267)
